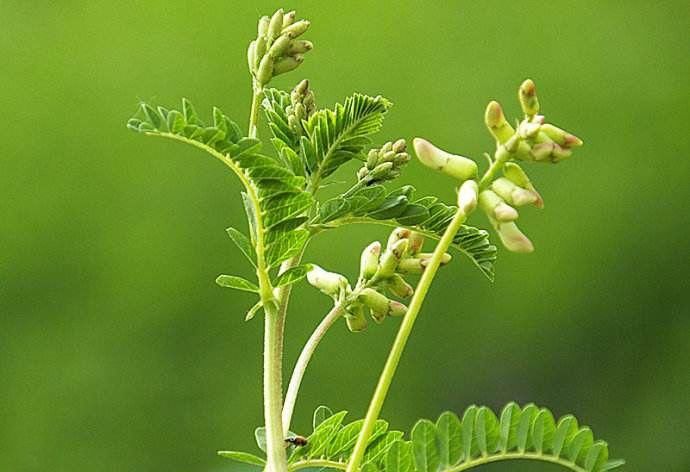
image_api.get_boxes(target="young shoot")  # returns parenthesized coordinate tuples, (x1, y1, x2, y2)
(127, 7, 622, 472)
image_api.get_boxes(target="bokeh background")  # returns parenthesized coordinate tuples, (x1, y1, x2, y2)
(2, 1, 689, 471)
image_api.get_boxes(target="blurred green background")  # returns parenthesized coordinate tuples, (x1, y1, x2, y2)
(2, 1, 689, 471)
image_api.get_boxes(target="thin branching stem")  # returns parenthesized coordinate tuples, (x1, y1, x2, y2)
(345, 207, 468, 472)
(282, 303, 346, 433)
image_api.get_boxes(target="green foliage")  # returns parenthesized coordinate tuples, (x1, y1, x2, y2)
(215, 275, 259, 293)
(274, 264, 312, 287)
(126, 11, 614, 472)
(127, 99, 313, 291)
(219, 404, 623, 472)
(264, 88, 393, 189)
(403, 403, 624, 472)
(312, 184, 497, 281)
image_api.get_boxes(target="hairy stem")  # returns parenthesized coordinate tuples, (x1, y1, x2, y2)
(247, 78, 287, 472)
(282, 303, 346, 432)
(345, 208, 468, 472)
(263, 302, 288, 472)
(248, 81, 264, 139)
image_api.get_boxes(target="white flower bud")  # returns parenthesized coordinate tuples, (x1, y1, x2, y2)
(258, 16, 270, 36)
(396, 258, 424, 274)
(407, 232, 425, 255)
(386, 274, 414, 298)
(479, 190, 518, 222)
(485, 101, 515, 144)
(418, 253, 452, 267)
(359, 241, 381, 280)
(491, 177, 538, 207)
(345, 304, 368, 332)
(358, 288, 390, 323)
(519, 79, 540, 118)
(503, 162, 544, 208)
(247, 41, 257, 73)
(386, 227, 411, 251)
(272, 55, 303, 76)
(457, 180, 478, 215)
(495, 221, 534, 253)
(268, 34, 291, 58)
(388, 300, 408, 317)
(306, 265, 347, 297)
(377, 239, 408, 279)
(267, 9, 284, 40)
(282, 10, 296, 28)
(282, 20, 310, 38)
(413, 138, 478, 181)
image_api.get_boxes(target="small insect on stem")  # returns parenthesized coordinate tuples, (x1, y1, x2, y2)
(284, 435, 308, 447)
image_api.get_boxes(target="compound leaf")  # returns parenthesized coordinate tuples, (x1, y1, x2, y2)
(128, 99, 314, 294)
(311, 184, 498, 281)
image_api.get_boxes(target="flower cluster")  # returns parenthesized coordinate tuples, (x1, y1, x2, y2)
(356, 139, 411, 185)
(307, 227, 451, 332)
(485, 80, 583, 164)
(412, 79, 583, 253)
(286, 79, 316, 134)
(247, 9, 313, 87)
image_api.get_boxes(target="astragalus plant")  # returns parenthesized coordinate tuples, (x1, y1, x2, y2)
(127, 8, 623, 472)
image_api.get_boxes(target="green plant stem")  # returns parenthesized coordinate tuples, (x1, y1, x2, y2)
(249, 81, 264, 139)
(263, 302, 288, 472)
(479, 140, 520, 190)
(282, 303, 346, 433)
(345, 208, 468, 472)
(246, 79, 288, 472)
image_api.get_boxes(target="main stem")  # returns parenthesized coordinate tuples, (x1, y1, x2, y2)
(263, 255, 302, 472)
(263, 302, 288, 472)
(282, 303, 346, 433)
(345, 208, 468, 472)
(248, 79, 289, 472)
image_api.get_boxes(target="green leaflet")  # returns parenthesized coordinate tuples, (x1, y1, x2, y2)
(303, 93, 392, 187)
(253, 426, 298, 454)
(273, 264, 311, 288)
(312, 184, 498, 281)
(264, 88, 392, 189)
(403, 404, 623, 472)
(128, 99, 315, 319)
(264, 88, 301, 150)
(313, 404, 334, 430)
(245, 301, 263, 321)
(215, 275, 259, 293)
(412, 420, 440, 472)
(279, 407, 398, 471)
(216, 451, 265, 466)
(385, 440, 414, 472)
(226, 227, 256, 267)
(245, 403, 623, 472)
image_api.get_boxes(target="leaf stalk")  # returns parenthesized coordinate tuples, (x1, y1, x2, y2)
(345, 207, 468, 472)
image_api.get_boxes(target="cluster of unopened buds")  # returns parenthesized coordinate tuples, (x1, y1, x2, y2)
(485, 79, 583, 164)
(413, 79, 583, 253)
(247, 9, 313, 87)
(307, 228, 451, 332)
(356, 139, 411, 185)
(286, 79, 316, 134)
